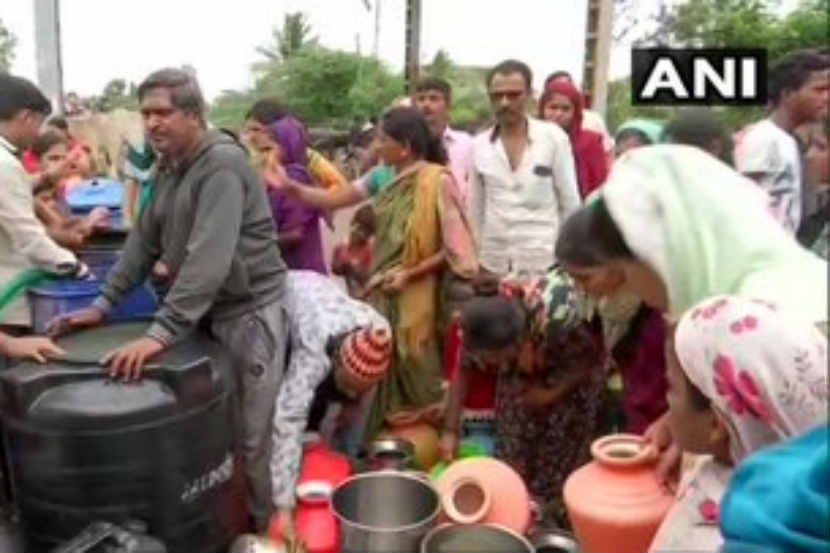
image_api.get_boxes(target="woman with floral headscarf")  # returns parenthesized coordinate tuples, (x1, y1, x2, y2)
(649, 294, 828, 551)
(555, 145, 828, 491)
(443, 266, 606, 526)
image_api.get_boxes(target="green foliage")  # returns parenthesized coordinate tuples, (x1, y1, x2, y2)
(606, 76, 766, 136)
(88, 78, 139, 112)
(669, 0, 777, 49)
(210, 89, 257, 130)
(422, 50, 491, 128)
(608, 0, 830, 134)
(429, 49, 454, 80)
(211, 46, 402, 129)
(0, 17, 17, 72)
(606, 77, 674, 134)
(256, 46, 402, 127)
(768, 0, 830, 59)
(256, 12, 317, 63)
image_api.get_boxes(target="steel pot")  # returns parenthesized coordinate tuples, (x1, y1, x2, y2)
(228, 534, 287, 553)
(421, 523, 534, 553)
(529, 527, 581, 553)
(331, 471, 441, 553)
(366, 437, 416, 471)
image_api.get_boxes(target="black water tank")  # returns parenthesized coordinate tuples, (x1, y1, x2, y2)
(0, 322, 248, 553)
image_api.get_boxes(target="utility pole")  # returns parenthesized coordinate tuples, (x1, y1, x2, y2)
(34, 0, 64, 114)
(582, 0, 613, 116)
(404, 0, 422, 94)
(373, 0, 381, 59)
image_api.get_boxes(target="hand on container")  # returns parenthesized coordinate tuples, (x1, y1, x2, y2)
(643, 412, 681, 492)
(101, 336, 165, 381)
(86, 206, 111, 229)
(439, 430, 459, 462)
(269, 508, 297, 542)
(46, 305, 105, 337)
(0, 335, 65, 363)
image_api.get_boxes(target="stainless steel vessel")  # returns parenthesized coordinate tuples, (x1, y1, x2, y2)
(331, 471, 441, 553)
(421, 523, 534, 553)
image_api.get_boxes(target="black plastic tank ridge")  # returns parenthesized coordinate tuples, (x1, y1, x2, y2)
(0, 322, 247, 553)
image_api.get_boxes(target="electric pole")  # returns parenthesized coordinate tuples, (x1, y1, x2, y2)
(34, 0, 64, 114)
(404, 0, 422, 94)
(373, 0, 381, 59)
(582, 0, 613, 116)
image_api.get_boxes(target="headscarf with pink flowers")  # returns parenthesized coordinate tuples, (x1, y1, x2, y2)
(650, 294, 828, 552)
(675, 294, 828, 464)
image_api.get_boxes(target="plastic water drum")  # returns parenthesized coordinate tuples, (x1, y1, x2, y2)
(65, 178, 125, 228)
(75, 248, 121, 281)
(28, 279, 157, 334)
(77, 229, 130, 281)
(0, 322, 247, 553)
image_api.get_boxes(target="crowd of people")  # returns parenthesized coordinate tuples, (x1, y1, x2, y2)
(0, 44, 828, 552)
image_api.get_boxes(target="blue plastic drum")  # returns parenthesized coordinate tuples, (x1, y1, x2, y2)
(65, 178, 125, 229)
(28, 279, 157, 334)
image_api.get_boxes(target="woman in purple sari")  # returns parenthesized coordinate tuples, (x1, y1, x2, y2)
(264, 116, 327, 274)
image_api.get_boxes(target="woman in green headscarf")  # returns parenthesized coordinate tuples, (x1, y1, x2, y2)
(555, 144, 828, 481)
(556, 144, 827, 326)
(613, 118, 665, 157)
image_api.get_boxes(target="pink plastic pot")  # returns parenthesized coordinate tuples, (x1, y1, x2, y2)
(435, 457, 531, 535)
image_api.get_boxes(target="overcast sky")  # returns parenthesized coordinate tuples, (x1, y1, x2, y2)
(1, 0, 801, 102)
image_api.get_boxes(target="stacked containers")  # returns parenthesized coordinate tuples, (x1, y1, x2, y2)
(28, 180, 157, 332)
(65, 178, 125, 229)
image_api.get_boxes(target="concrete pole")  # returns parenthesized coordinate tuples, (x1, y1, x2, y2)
(33, 0, 64, 114)
(373, 0, 381, 59)
(404, 0, 421, 94)
(590, 0, 613, 117)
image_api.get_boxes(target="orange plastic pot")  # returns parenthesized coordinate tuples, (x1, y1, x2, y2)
(563, 434, 675, 553)
(379, 422, 441, 471)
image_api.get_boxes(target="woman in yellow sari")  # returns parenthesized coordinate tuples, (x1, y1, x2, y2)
(266, 107, 478, 437)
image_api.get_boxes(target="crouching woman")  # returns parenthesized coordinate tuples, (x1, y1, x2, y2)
(270, 270, 393, 537)
(441, 267, 606, 526)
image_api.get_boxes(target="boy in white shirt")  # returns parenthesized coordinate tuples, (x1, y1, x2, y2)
(736, 49, 830, 234)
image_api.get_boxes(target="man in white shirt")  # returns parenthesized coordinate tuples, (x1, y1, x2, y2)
(471, 60, 581, 276)
(736, 49, 830, 234)
(0, 74, 87, 332)
(413, 77, 475, 209)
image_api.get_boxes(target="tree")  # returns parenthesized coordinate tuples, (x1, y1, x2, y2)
(255, 46, 402, 126)
(421, 51, 491, 129)
(0, 17, 17, 71)
(87, 78, 140, 112)
(631, 0, 828, 57)
(608, 0, 830, 133)
(210, 89, 257, 130)
(605, 76, 675, 134)
(256, 12, 318, 62)
(212, 46, 402, 129)
(429, 50, 454, 80)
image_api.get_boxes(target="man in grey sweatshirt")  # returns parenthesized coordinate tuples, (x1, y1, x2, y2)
(50, 68, 287, 530)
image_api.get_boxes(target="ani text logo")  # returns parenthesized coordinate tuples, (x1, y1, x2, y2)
(632, 49, 768, 106)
